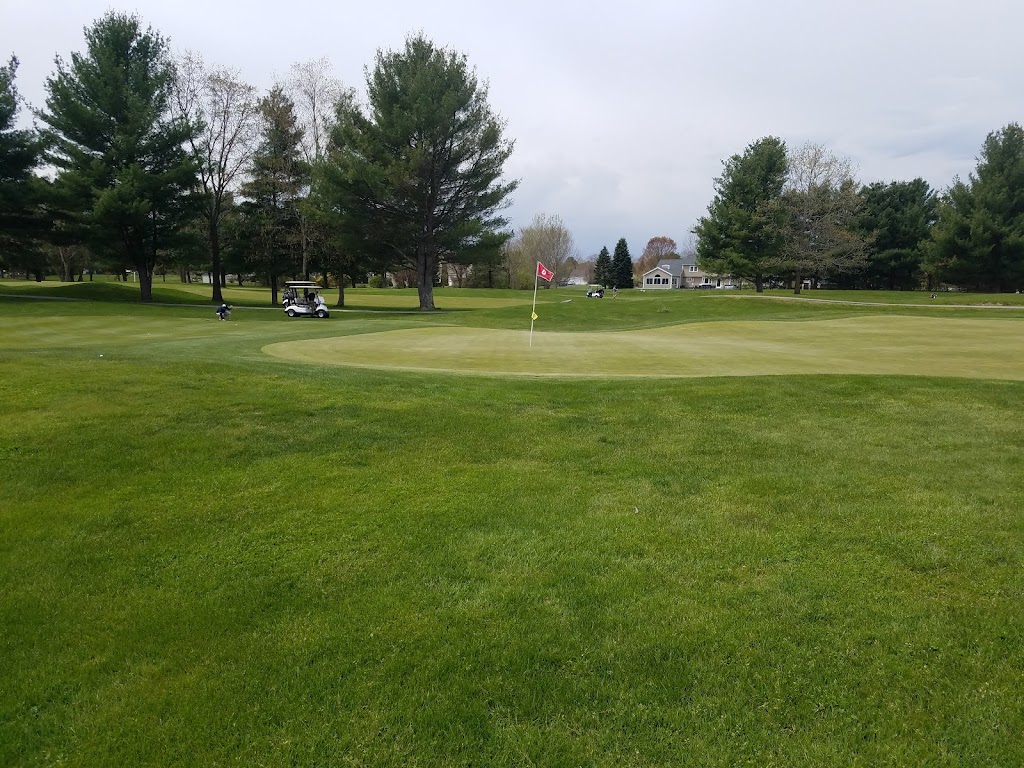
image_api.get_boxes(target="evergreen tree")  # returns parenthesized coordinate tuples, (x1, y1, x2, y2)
(239, 87, 308, 305)
(611, 238, 634, 288)
(0, 56, 43, 275)
(594, 246, 611, 287)
(38, 12, 200, 301)
(693, 136, 788, 292)
(320, 34, 517, 310)
(928, 124, 1024, 292)
(855, 179, 937, 290)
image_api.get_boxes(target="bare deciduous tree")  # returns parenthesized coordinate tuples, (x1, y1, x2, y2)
(285, 58, 350, 166)
(779, 142, 866, 293)
(284, 58, 355, 283)
(508, 213, 578, 287)
(174, 52, 259, 302)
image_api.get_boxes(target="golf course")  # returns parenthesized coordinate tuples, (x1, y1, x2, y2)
(2, 284, 1023, 766)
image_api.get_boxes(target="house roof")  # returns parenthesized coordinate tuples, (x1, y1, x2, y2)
(642, 258, 697, 278)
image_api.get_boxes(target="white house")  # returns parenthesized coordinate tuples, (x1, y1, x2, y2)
(640, 258, 737, 289)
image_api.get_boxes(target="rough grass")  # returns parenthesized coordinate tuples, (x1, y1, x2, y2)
(2, 292, 1023, 766)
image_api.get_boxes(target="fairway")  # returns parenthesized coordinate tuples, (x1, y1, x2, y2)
(3, 293, 1024, 767)
(264, 315, 1024, 379)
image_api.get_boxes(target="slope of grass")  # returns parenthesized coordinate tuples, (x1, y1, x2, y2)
(1, 297, 1023, 766)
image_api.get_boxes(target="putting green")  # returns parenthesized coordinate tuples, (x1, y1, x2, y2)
(262, 315, 1024, 379)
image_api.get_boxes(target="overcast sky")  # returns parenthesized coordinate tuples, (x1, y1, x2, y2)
(4, 0, 1023, 258)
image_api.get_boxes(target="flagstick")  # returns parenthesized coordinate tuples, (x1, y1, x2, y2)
(529, 263, 540, 348)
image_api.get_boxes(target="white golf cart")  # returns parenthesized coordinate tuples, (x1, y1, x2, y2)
(282, 280, 330, 318)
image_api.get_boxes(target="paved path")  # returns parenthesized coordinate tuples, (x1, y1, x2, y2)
(726, 294, 1024, 310)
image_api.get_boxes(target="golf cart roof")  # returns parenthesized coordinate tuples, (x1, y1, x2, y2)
(284, 281, 320, 288)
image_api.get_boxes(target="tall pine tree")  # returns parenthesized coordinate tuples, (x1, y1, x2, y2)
(0, 56, 43, 275)
(611, 238, 634, 289)
(928, 124, 1024, 292)
(320, 34, 517, 310)
(39, 12, 200, 301)
(855, 179, 936, 290)
(239, 87, 308, 306)
(594, 246, 611, 287)
(693, 136, 788, 293)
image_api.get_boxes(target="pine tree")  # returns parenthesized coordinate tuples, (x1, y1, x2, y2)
(239, 87, 308, 305)
(320, 34, 517, 310)
(594, 246, 611, 287)
(855, 179, 936, 290)
(611, 238, 634, 288)
(39, 12, 200, 301)
(0, 56, 43, 274)
(928, 124, 1024, 292)
(693, 136, 788, 292)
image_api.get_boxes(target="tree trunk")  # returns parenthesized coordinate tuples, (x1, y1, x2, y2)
(139, 267, 153, 302)
(300, 215, 310, 280)
(755, 275, 764, 293)
(269, 273, 279, 307)
(336, 277, 345, 308)
(416, 251, 436, 310)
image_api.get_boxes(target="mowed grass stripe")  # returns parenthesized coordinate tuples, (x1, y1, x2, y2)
(262, 315, 1024, 379)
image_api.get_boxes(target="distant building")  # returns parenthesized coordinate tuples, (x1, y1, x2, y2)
(640, 258, 736, 289)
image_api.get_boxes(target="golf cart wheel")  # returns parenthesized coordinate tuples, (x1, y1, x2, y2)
(316, 309, 328, 318)
(286, 308, 298, 317)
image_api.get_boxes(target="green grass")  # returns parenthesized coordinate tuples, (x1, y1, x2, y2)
(2, 291, 1023, 766)
(263, 316, 1024, 379)
(0, 279, 546, 310)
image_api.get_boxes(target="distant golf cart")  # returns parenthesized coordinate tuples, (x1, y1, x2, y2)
(282, 281, 330, 318)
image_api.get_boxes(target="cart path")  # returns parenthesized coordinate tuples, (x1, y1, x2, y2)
(721, 294, 1024, 309)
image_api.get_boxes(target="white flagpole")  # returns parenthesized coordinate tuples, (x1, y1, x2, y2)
(530, 264, 540, 348)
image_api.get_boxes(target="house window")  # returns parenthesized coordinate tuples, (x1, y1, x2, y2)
(645, 278, 652, 285)
(689, 265, 698, 272)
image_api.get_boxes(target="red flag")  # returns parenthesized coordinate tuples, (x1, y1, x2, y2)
(537, 262, 554, 282)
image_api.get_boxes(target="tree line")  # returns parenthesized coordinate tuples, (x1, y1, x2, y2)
(6, 13, 1021, 304)
(0, 12, 517, 308)
(693, 130, 1024, 293)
